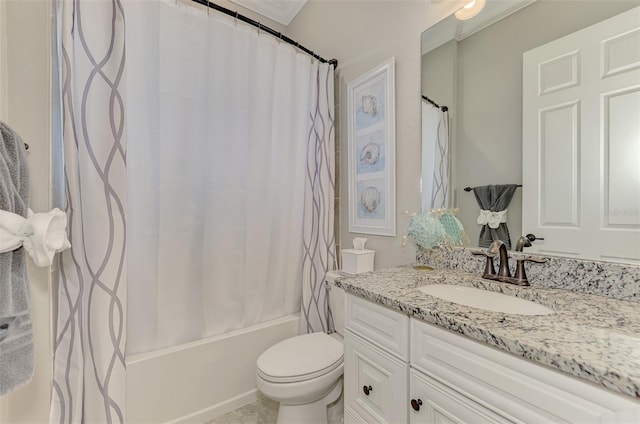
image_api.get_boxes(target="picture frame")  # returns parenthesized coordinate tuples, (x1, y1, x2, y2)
(347, 57, 396, 236)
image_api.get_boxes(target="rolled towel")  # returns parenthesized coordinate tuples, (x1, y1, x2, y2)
(0, 208, 71, 267)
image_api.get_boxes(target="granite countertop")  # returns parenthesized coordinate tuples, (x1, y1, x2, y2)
(334, 265, 640, 399)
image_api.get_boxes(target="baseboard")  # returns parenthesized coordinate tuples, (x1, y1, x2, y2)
(167, 389, 263, 424)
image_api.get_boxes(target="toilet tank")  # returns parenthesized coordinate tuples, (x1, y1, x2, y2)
(326, 271, 346, 336)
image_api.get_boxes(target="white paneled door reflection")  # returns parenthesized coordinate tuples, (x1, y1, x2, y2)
(522, 6, 640, 264)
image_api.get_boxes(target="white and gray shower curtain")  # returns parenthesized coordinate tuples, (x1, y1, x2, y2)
(51, 0, 127, 423)
(301, 63, 337, 333)
(51, 0, 335, 421)
(421, 101, 450, 211)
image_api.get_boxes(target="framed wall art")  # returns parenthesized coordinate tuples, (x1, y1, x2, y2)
(347, 57, 396, 236)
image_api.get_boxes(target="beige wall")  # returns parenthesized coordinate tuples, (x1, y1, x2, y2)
(421, 40, 456, 114)
(0, 1, 7, 119)
(421, 39, 457, 198)
(288, 0, 467, 269)
(0, 1, 53, 423)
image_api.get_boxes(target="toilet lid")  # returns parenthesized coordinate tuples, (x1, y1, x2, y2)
(256, 332, 343, 383)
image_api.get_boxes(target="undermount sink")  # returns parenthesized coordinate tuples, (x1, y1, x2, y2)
(417, 284, 554, 315)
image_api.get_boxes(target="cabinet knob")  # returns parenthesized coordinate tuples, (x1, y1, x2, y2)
(411, 398, 423, 411)
(363, 385, 373, 396)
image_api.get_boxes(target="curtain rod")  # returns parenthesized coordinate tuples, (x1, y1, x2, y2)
(464, 185, 522, 192)
(422, 95, 448, 112)
(191, 0, 338, 68)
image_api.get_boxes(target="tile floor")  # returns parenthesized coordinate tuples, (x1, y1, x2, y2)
(208, 397, 278, 424)
(207, 396, 344, 424)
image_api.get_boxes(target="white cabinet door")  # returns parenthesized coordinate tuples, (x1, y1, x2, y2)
(409, 370, 515, 424)
(411, 318, 640, 423)
(522, 6, 640, 263)
(344, 333, 408, 424)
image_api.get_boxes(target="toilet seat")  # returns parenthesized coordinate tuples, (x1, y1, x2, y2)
(257, 332, 343, 384)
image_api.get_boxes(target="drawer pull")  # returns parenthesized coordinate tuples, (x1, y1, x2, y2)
(363, 385, 373, 396)
(411, 398, 423, 411)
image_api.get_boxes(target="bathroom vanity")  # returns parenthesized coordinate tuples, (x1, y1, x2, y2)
(336, 261, 640, 423)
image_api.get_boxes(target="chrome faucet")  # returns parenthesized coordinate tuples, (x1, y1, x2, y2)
(472, 240, 546, 286)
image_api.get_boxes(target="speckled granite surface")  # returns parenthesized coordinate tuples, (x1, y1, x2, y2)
(417, 246, 640, 302)
(334, 264, 640, 399)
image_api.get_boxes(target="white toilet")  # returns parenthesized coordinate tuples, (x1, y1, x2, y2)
(256, 271, 345, 424)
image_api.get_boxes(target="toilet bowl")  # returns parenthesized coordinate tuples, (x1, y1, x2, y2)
(256, 271, 345, 424)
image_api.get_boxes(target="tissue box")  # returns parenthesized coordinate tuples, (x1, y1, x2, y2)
(341, 249, 375, 274)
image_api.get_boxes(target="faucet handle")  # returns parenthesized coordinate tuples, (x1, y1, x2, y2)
(471, 250, 496, 278)
(513, 256, 547, 285)
(521, 256, 546, 264)
(471, 250, 494, 257)
(525, 234, 545, 242)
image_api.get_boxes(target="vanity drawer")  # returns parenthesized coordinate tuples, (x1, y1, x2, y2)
(345, 294, 409, 360)
(409, 369, 514, 424)
(344, 333, 408, 424)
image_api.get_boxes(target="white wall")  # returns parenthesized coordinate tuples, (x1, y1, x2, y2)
(0, 1, 53, 423)
(287, 0, 467, 269)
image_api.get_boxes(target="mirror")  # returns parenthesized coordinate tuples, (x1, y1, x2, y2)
(421, 0, 640, 263)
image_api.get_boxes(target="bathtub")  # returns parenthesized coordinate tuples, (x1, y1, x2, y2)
(126, 314, 299, 423)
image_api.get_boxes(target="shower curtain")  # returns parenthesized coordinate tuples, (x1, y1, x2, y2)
(301, 66, 337, 333)
(421, 101, 449, 211)
(51, 0, 127, 423)
(51, 0, 335, 421)
(125, 0, 335, 354)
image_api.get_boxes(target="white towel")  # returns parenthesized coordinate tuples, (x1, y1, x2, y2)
(0, 208, 70, 266)
(0, 121, 34, 395)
